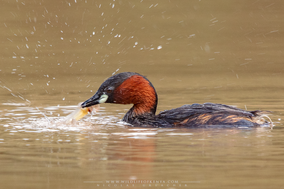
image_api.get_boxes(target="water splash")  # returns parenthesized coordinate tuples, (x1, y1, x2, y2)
(112, 68, 120, 75)
(0, 82, 31, 105)
(2, 105, 125, 132)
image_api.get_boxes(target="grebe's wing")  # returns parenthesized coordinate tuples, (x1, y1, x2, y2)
(157, 103, 266, 126)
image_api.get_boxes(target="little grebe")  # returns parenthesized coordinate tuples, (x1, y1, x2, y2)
(81, 72, 270, 127)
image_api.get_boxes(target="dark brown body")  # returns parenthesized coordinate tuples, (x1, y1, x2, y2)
(123, 103, 266, 128)
(81, 72, 269, 128)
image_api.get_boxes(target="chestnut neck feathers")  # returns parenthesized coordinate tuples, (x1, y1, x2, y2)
(113, 74, 158, 116)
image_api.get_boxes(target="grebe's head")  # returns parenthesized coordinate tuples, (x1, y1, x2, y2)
(81, 72, 158, 115)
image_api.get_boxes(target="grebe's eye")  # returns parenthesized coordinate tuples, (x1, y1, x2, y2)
(105, 86, 114, 93)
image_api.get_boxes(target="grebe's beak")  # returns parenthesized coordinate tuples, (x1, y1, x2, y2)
(81, 93, 108, 108)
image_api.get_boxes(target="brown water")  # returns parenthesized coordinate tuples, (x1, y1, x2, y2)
(1, 0, 284, 188)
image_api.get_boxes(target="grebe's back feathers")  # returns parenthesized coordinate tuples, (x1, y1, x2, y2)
(157, 103, 267, 127)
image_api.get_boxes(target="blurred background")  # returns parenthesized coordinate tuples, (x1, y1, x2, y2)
(1, 0, 283, 109)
